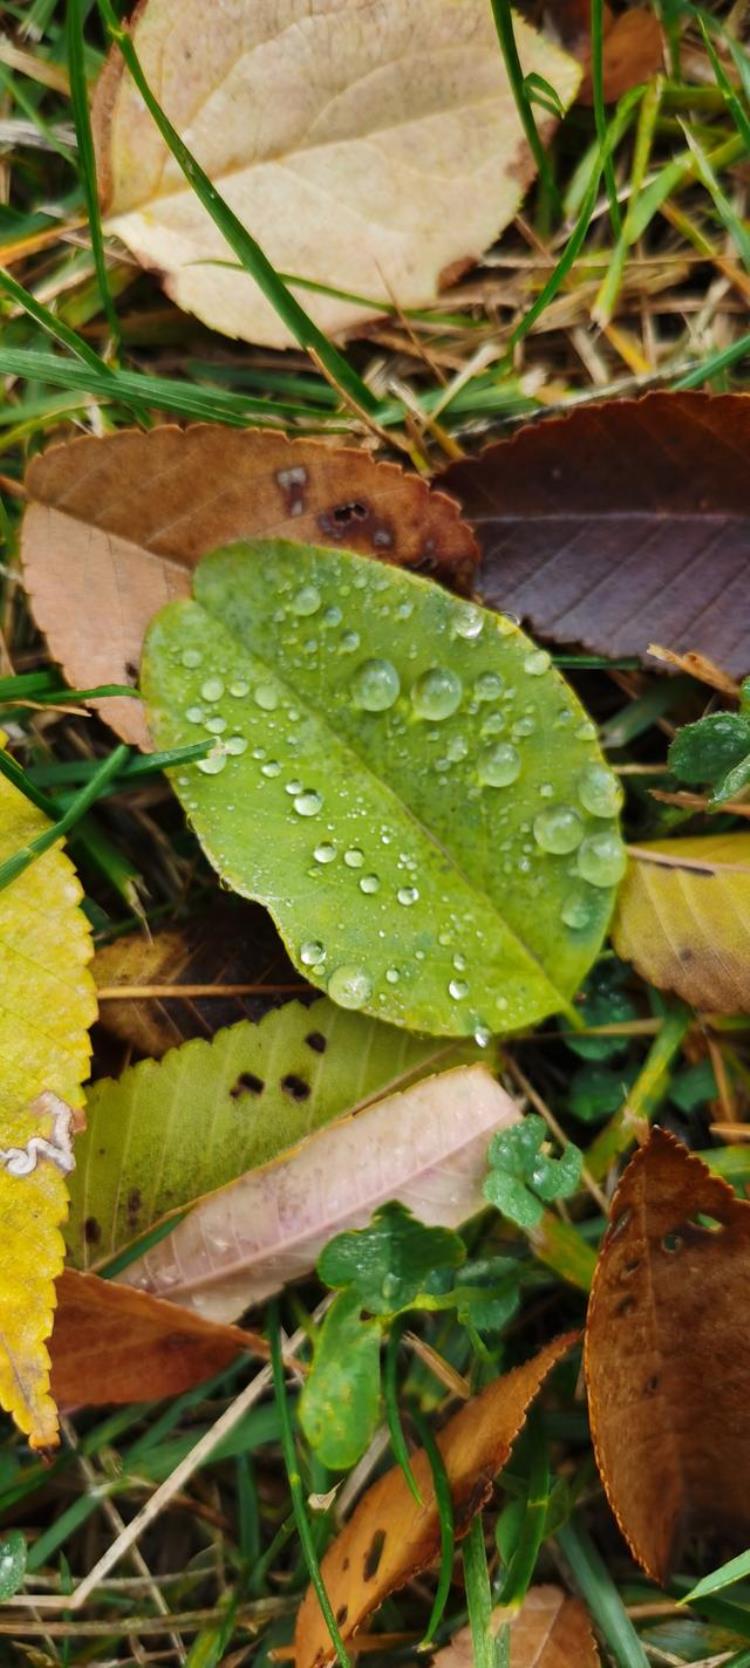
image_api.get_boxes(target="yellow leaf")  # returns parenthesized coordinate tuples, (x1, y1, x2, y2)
(0, 772, 95, 1447)
(92, 0, 580, 348)
(612, 834, 750, 1014)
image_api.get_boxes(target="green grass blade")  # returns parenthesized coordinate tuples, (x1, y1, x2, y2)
(557, 1517, 650, 1668)
(66, 0, 121, 344)
(0, 265, 112, 373)
(681, 1547, 750, 1605)
(488, 0, 561, 217)
(591, 0, 623, 236)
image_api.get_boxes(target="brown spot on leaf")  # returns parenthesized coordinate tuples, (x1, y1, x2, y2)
(280, 1073, 311, 1101)
(305, 1031, 327, 1054)
(363, 1528, 386, 1581)
(84, 1217, 101, 1245)
(127, 1188, 142, 1225)
(230, 1072, 265, 1099)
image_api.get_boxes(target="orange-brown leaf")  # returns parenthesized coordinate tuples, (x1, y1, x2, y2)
(433, 1585, 600, 1667)
(295, 1332, 577, 1668)
(22, 427, 478, 747)
(585, 1128, 750, 1584)
(50, 1269, 263, 1407)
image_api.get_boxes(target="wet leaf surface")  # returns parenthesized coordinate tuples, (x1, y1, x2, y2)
(143, 539, 624, 1037)
(612, 833, 750, 1012)
(442, 393, 750, 676)
(585, 1128, 750, 1583)
(22, 427, 478, 747)
(295, 1333, 577, 1668)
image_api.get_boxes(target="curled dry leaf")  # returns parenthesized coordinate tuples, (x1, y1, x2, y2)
(50, 1269, 262, 1408)
(612, 834, 750, 1013)
(119, 1064, 521, 1322)
(22, 427, 478, 747)
(585, 1128, 750, 1583)
(442, 393, 750, 677)
(93, 0, 580, 347)
(0, 765, 95, 1448)
(295, 1334, 577, 1668)
(432, 1584, 600, 1667)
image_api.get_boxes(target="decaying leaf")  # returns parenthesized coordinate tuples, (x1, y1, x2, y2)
(50, 1269, 262, 1408)
(144, 540, 625, 1038)
(612, 834, 750, 1013)
(585, 1128, 750, 1583)
(22, 427, 478, 747)
(295, 1333, 577, 1668)
(93, 899, 297, 1056)
(69, 999, 470, 1267)
(118, 1064, 521, 1322)
(93, 0, 579, 347)
(0, 768, 95, 1447)
(443, 393, 750, 676)
(432, 1584, 600, 1667)
(547, 0, 662, 104)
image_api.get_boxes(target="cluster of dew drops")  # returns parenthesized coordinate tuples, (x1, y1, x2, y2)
(172, 580, 625, 1036)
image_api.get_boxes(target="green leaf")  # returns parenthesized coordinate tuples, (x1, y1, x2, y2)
(565, 960, 637, 1061)
(299, 1290, 381, 1469)
(0, 1530, 26, 1599)
(711, 750, 750, 806)
(142, 540, 624, 1038)
(68, 998, 462, 1266)
(484, 1115, 583, 1229)
(569, 1064, 630, 1123)
(452, 1256, 521, 1332)
(317, 1202, 465, 1315)
(669, 713, 750, 789)
(681, 1548, 750, 1606)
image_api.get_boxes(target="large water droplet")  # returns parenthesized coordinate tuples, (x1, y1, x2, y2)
(197, 749, 227, 775)
(360, 874, 380, 894)
(300, 940, 325, 966)
(478, 742, 521, 787)
(254, 683, 279, 711)
(328, 965, 372, 1009)
(533, 805, 584, 854)
(449, 978, 468, 1000)
(351, 657, 401, 712)
(323, 604, 342, 627)
(186, 705, 204, 724)
(385, 967, 400, 983)
(314, 841, 337, 863)
(561, 891, 594, 929)
(344, 847, 364, 868)
(411, 666, 463, 721)
(577, 762, 624, 818)
(524, 649, 552, 676)
(205, 715, 227, 735)
(229, 678, 250, 698)
(225, 735, 248, 755)
(474, 671, 504, 703)
(292, 584, 321, 616)
(201, 677, 224, 702)
(341, 630, 360, 653)
(397, 885, 419, 906)
(294, 790, 323, 817)
(454, 604, 484, 640)
(261, 760, 281, 777)
(577, 832, 627, 887)
(512, 715, 536, 739)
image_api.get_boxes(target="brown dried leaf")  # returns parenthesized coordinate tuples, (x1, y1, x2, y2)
(93, 899, 297, 1056)
(433, 1585, 600, 1667)
(22, 427, 478, 747)
(442, 393, 750, 677)
(585, 1128, 750, 1584)
(50, 1268, 262, 1407)
(295, 1334, 577, 1668)
(612, 833, 750, 1013)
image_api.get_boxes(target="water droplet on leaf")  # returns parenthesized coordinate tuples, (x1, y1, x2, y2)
(254, 683, 279, 711)
(328, 965, 372, 1009)
(533, 805, 584, 854)
(182, 648, 202, 669)
(300, 940, 325, 966)
(474, 671, 504, 703)
(314, 841, 337, 863)
(577, 831, 627, 887)
(397, 885, 419, 906)
(225, 735, 248, 755)
(578, 762, 624, 818)
(449, 978, 468, 1000)
(294, 790, 323, 817)
(524, 649, 551, 676)
(478, 742, 521, 787)
(344, 847, 364, 868)
(201, 677, 224, 702)
(411, 666, 462, 721)
(292, 584, 321, 616)
(360, 874, 380, 894)
(351, 657, 401, 712)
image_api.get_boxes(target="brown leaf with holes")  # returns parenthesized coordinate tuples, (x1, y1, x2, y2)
(433, 1585, 600, 1667)
(442, 392, 750, 677)
(586, 1128, 750, 1584)
(22, 427, 478, 748)
(94, 899, 298, 1057)
(612, 833, 750, 1013)
(50, 1269, 264, 1407)
(295, 1332, 577, 1668)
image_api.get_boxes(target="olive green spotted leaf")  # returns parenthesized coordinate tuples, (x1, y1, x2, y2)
(142, 541, 626, 1038)
(67, 997, 474, 1268)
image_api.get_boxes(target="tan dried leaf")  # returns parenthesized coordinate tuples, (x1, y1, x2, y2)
(433, 1585, 600, 1667)
(22, 427, 479, 747)
(93, 0, 580, 346)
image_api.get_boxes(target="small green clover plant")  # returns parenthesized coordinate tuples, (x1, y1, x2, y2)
(669, 681, 750, 806)
(299, 1203, 522, 1468)
(483, 1115, 583, 1229)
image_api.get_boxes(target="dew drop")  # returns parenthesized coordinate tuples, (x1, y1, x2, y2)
(385, 967, 400, 983)
(225, 735, 248, 755)
(480, 712, 506, 739)
(294, 790, 323, 817)
(474, 670, 504, 703)
(328, 965, 372, 1009)
(577, 832, 627, 887)
(261, 760, 281, 777)
(454, 604, 484, 640)
(411, 666, 463, 721)
(360, 874, 380, 894)
(323, 605, 342, 627)
(300, 940, 325, 966)
(314, 841, 337, 863)
(512, 715, 536, 739)
(449, 978, 468, 1000)
(341, 630, 360, 653)
(397, 885, 419, 906)
(478, 742, 521, 787)
(254, 683, 279, 711)
(182, 648, 203, 669)
(186, 705, 204, 724)
(576, 719, 597, 740)
(292, 584, 321, 616)
(533, 805, 584, 854)
(351, 657, 401, 712)
(524, 648, 552, 676)
(578, 762, 624, 818)
(285, 779, 303, 796)
(447, 735, 468, 763)
(453, 952, 467, 971)
(396, 601, 414, 621)
(201, 677, 224, 702)
(229, 678, 250, 698)
(344, 847, 364, 868)
(474, 1024, 492, 1047)
(561, 891, 595, 929)
(197, 749, 227, 775)
(205, 715, 227, 735)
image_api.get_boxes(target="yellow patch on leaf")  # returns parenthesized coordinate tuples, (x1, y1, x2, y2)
(0, 770, 95, 1447)
(613, 833, 750, 1013)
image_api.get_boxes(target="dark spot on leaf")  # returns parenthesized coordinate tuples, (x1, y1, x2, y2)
(305, 1031, 327, 1054)
(622, 1257, 641, 1276)
(644, 1374, 660, 1395)
(616, 1295, 636, 1317)
(317, 502, 395, 553)
(342, 1556, 350, 1572)
(230, 1072, 265, 1099)
(281, 1073, 311, 1101)
(363, 1527, 386, 1581)
(336, 1605, 348, 1625)
(127, 1188, 142, 1224)
(661, 1232, 683, 1254)
(125, 661, 138, 682)
(84, 1216, 101, 1245)
(679, 946, 695, 963)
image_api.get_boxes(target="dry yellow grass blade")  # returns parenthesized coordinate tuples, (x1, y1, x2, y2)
(93, 0, 580, 347)
(613, 833, 750, 1013)
(0, 769, 95, 1447)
